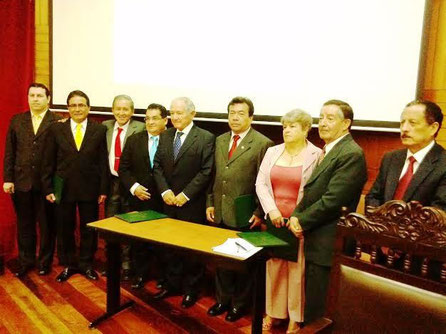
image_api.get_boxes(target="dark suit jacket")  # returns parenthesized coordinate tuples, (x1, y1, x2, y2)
(119, 131, 162, 211)
(3, 110, 61, 192)
(41, 119, 108, 202)
(103, 119, 145, 156)
(207, 128, 273, 228)
(153, 124, 215, 223)
(292, 134, 367, 266)
(366, 143, 446, 210)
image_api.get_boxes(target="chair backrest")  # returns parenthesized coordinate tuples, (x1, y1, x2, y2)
(324, 200, 446, 334)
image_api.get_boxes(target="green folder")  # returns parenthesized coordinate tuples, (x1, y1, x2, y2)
(234, 194, 256, 227)
(115, 210, 168, 223)
(237, 231, 289, 247)
(52, 175, 64, 205)
(265, 218, 299, 262)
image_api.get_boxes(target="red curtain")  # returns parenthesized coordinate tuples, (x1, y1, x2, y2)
(0, 0, 35, 259)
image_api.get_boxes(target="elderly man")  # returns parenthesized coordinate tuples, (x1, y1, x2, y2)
(102, 95, 144, 279)
(3, 83, 61, 277)
(288, 99, 367, 323)
(42, 90, 108, 282)
(119, 103, 168, 289)
(366, 100, 446, 209)
(153, 97, 215, 308)
(206, 96, 273, 321)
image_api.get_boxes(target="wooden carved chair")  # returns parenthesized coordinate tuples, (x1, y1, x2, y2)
(301, 200, 446, 334)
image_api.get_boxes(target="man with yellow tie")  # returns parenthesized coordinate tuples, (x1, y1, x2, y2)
(3, 83, 61, 277)
(42, 90, 108, 282)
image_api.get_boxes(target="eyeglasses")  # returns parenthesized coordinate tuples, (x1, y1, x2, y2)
(68, 103, 88, 109)
(144, 116, 163, 122)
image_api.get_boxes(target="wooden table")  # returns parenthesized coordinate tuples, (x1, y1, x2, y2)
(87, 217, 266, 333)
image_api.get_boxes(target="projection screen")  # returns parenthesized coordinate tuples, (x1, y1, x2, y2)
(51, 0, 428, 129)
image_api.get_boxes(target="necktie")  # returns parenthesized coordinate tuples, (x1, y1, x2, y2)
(32, 114, 42, 134)
(317, 146, 326, 165)
(228, 135, 240, 159)
(74, 123, 83, 150)
(114, 127, 123, 172)
(149, 136, 158, 168)
(173, 131, 184, 160)
(393, 156, 416, 200)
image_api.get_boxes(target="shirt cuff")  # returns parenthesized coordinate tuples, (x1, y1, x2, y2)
(161, 189, 172, 198)
(130, 183, 140, 195)
(181, 192, 190, 201)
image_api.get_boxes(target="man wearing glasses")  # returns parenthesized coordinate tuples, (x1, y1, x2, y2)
(42, 90, 108, 282)
(119, 103, 168, 289)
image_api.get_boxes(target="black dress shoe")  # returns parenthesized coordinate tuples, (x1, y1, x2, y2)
(56, 267, 78, 282)
(38, 267, 51, 276)
(131, 276, 145, 289)
(156, 278, 166, 289)
(121, 269, 132, 281)
(83, 269, 99, 280)
(207, 302, 229, 316)
(153, 288, 174, 300)
(15, 265, 33, 278)
(181, 294, 198, 308)
(225, 307, 246, 322)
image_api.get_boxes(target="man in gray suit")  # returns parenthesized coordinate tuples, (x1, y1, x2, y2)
(288, 100, 367, 323)
(366, 100, 446, 210)
(102, 95, 144, 279)
(206, 97, 273, 322)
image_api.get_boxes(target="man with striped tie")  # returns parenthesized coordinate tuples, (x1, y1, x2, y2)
(119, 103, 168, 289)
(42, 90, 108, 282)
(153, 97, 215, 308)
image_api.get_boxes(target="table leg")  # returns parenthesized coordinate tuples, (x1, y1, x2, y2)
(89, 240, 134, 328)
(251, 257, 266, 334)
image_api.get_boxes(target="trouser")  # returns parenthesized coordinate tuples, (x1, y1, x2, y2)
(12, 190, 56, 269)
(304, 261, 331, 323)
(105, 176, 131, 269)
(55, 201, 98, 271)
(215, 222, 256, 308)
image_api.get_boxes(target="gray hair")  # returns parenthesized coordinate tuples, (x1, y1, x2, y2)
(171, 97, 195, 113)
(281, 109, 313, 131)
(112, 94, 134, 111)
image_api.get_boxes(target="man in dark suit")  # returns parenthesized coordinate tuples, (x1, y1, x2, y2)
(119, 103, 167, 289)
(366, 100, 446, 210)
(153, 97, 215, 308)
(42, 90, 108, 282)
(102, 95, 144, 280)
(3, 83, 61, 277)
(288, 100, 367, 323)
(206, 96, 273, 321)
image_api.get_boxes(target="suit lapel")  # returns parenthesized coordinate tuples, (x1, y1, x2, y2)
(219, 132, 231, 165)
(80, 120, 95, 151)
(63, 120, 78, 150)
(174, 125, 197, 163)
(306, 135, 351, 186)
(404, 145, 440, 201)
(34, 110, 53, 139)
(385, 150, 406, 200)
(24, 112, 35, 137)
(140, 132, 151, 167)
(124, 120, 139, 145)
(227, 129, 254, 165)
(106, 121, 115, 151)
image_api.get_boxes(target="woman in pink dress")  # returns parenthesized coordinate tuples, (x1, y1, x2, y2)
(256, 109, 321, 333)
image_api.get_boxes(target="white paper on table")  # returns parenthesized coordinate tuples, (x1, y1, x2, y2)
(212, 237, 263, 259)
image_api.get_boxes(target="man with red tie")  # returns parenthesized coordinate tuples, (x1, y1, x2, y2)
(102, 95, 144, 280)
(206, 97, 273, 321)
(366, 100, 446, 210)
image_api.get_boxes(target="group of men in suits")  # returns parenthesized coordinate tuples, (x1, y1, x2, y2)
(3, 82, 446, 324)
